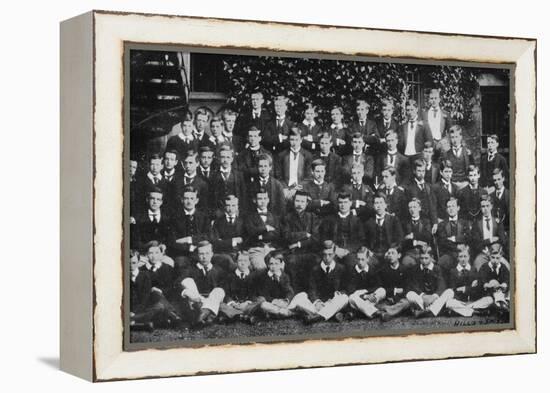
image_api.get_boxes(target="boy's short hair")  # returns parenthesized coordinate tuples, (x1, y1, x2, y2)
(147, 186, 164, 196)
(218, 143, 234, 155)
(254, 187, 269, 199)
(145, 240, 166, 252)
(381, 98, 394, 108)
(374, 192, 388, 203)
(210, 115, 223, 126)
(447, 196, 459, 206)
(148, 153, 163, 162)
(222, 109, 237, 120)
(257, 153, 272, 166)
(405, 99, 418, 108)
(489, 242, 503, 255)
(480, 191, 492, 203)
(382, 165, 397, 176)
(318, 131, 332, 141)
(356, 246, 372, 257)
(164, 149, 180, 160)
(385, 129, 398, 139)
(467, 164, 480, 175)
(355, 99, 370, 109)
(251, 90, 263, 98)
(130, 249, 140, 259)
(408, 197, 422, 208)
(413, 158, 427, 169)
(351, 132, 363, 141)
(449, 125, 463, 135)
(304, 102, 317, 112)
(423, 141, 434, 150)
(429, 88, 441, 96)
(487, 134, 500, 144)
(180, 110, 193, 122)
(184, 150, 199, 162)
(195, 108, 210, 120)
(337, 192, 351, 201)
(224, 194, 239, 204)
(197, 240, 212, 250)
(322, 240, 335, 250)
(199, 145, 214, 156)
(182, 185, 198, 195)
(311, 158, 326, 171)
(294, 189, 311, 200)
(266, 251, 285, 263)
(439, 159, 453, 171)
(419, 245, 434, 257)
(493, 168, 504, 177)
(331, 105, 343, 114)
(288, 127, 302, 138)
(457, 244, 470, 255)
(273, 95, 288, 104)
(247, 126, 262, 135)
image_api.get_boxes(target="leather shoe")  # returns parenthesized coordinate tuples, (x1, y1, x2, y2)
(334, 312, 344, 323)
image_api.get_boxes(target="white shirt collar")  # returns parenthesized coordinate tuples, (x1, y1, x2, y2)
(197, 262, 213, 272)
(420, 262, 434, 271)
(313, 179, 324, 186)
(456, 263, 472, 272)
(321, 260, 336, 273)
(184, 208, 196, 216)
(303, 119, 316, 127)
(331, 123, 343, 130)
(355, 264, 369, 274)
(147, 172, 162, 181)
(178, 133, 194, 142)
(338, 211, 350, 219)
(235, 268, 249, 278)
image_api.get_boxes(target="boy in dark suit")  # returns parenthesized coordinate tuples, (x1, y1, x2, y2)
(209, 145, 247, 216)
(263, 95, 294, 153)
(349, 99, 378, 143)
(491, 168, 510, 229)
(132, 187, 172, 252)
(234, 91, 271, 145)
(275, 127, 313, 198)
(364, 192, 404, 267)
(207, 116, 231, 151)
(400, 198, 433, 269)
(377, 130, 410, 185)
(313, 132, 342, 185)
(130, 158, 140, 216)
(327, 106, 350, 156)
(255, 252, 297, 318)
(480, 134, 509, 190)
(339, 163, 375, 221)
(193, 108, 213, 148)
(342, 132, 375, 185)
(176, 151, 209, 212)
(378, 248, 408, 306)
(375, 98, 399, 139)
(177, 241, 226, 327)
(291, 241, 349, 324)
(442, 125, 474, 188)
(282, 190, 320, 292)
(422, 141, 439, 184)
(398, 99, 433, 162)
(236, 126, 272, 182)
(475, 243, 510, 313)
(166, 116, 199, 164)
(377, 166, 408, 223)
(136, 154, 169, 203)
(406, 246, 454, 318)
(457, 165, 483, 221)
(346, 247, 386, 319)
(405, 158, 438, 230)
(244, 188, 282, 270)
(197, 145, 217, 182)
(301, 159, 337, 217)
(222, 109, 240, 152)
(432, 159, 459, 221)
(249, 153, 286, 215)
(298, 103, 322, 153)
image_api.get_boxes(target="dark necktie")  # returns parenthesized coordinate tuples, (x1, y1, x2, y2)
(450, 221, 457, 236)
(485, 218, 491, 232)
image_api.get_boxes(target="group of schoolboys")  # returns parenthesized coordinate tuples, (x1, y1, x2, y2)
(129, 89, 511, 331)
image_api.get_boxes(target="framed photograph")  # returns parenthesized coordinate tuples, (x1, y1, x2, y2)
(60, 10, 536, 381)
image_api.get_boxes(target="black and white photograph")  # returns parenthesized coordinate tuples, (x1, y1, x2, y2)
(126, 47, 513, 346)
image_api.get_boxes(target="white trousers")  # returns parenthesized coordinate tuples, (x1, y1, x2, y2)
(445, 296, 494, 317)
(349, 288, 387, 318)
(291, 291, 349, 320)
(406, 289, 454, 316)
(181, 278, 225, 315)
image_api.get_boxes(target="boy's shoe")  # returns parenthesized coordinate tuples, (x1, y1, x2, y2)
(334, 312, 345, 323)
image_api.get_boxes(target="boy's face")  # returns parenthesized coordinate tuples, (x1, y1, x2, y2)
(374, 197, 387, 215)
(446, 199, 459, 217)
(163, 152, 178, 170)
(304, 108, 316, 122)
(457, 250, 469, 267)
(147, 246, 163, 264)
(183, 156, 198, 174)
(130, 160, 137, 177)
(422, 147, 434, 162)
(255, 192, 269, 211)
(268, 257, 283, 275)
(251, 93, 264, 110)
(195, 114, 208, 132)
(493, 173, 504, 189)
(319, 137, 331, 154)
(384, 248, 400, 264)
(321, 247, 335, 265)
(428, 92, 440, 108)
(236, 254, 250, 272)
(441, 167, 453, 182)
(382, 105, 393, 120)
(414, 165, 426, 181)
(352, 137, 365, 153)
(294, 194, 308, 213)
(386, 133, 397, 150)
(182, 121, 194, 135)
(419, 253, 431, 267)
(149, 158, 163, 175)
(274, 101, 287, 117)
(199, 152, 214, 168)
(481, 199, 492, 217)
(356, 252, 369, 269)
(489, 253, 502, 265)
(197, 245, 213, 266)
(147, 191, 163, 211)
(211, 121, 223, 137)
(247, 131, 261, 147)
(312, 164, 326, 182)
(130, 255, 140, 271)
(258, 159, 271, 178)
(382, 170, 395, 187)
(405, 104, 417, 120)
(289, 134, 301, 150)
(182, 191, 198, 211)
(223, 115, 236, 132)
(351, 166, 363, 183)
(331, 109, 343, 124)
(219, 150, 233, 168)
(356, 103, 368, 119)
(224, 197, 239, 216)
(338, 197, 352, 214)
(468, 169, 480, 185)
(487, 137, 498, 153)
(408, 201, 421, 218)
(450, 132, 462, 147)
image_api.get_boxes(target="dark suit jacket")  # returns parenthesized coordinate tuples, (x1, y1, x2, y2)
(376, 150, 410, 185)
(491, 188, 510, 229)
(407, 264, 446, 295)
(275, 149, 313, 186)
(364, 213, 404, 254)
(397, 120, 433, 156)
(349, 119, 379, 141)
(470, 216, 507, 255)
(166, 134, 199, 161)
(149, 263, 176, 298)
(313, 152, 342, 185)
(169, 210, 211, 256)
(130, 269, 152, 311)
(421, 109, 452, 140)
(448, 267, 480, 302)
(177, 263, 225, 295)
(442, 148, 474, 183)
(173, 174, 209, 211)
(210, 215, 247, 253)
(477, 262, 510, 296)
(243, 210, 282, 248)
(263, 117, 295, 153)
(248, 176, 286, 216)
(281, 210, 320, 252)
(132, 209, 172, 251)
(424, 161, 439, 185)
(435, 218, 471, 256)
(254, 271, 294, 301)
(432, 180, 459, 220)
(308, 262, 347, 302)
(298, 123, 323, 152)
(376, 184, 409, 223)
(319, 214, 366, 251)
(340, 183, 375, 220)
(401, 217, 433, 253)
(223, 270, 256, 303)
(327, 125, 351, 156)
(375, 118, 400, 137)
(405, 180, 438, 225)
(209, 168, 247, 214)
(379, 264, 408, 301)
(480, 152, 509, 188)
(457, 185, 482, 221)
(301, 179, 338, 216)
(342, 153, 375, 183)
(345, 266, 383, 294)
(234, 109, 271, 138)
(236, 147, 272, 181)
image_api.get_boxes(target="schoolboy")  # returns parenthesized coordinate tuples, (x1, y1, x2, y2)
(327, 106, 350, 156)
(312, 131, 342, 185)
(400, 198, 432, 269)
(456, 165, 483, 221)
(432, 159, 459, 221)
(397, 99, 433, 161)
(442, 125, 474, 187)
(166, 115, 199, 162)
(298, 102, 322, 152)
(342, 132, 375, 185)
(377, 165, 408, 223)
(480, 134, 509, 189)
(301, 159, 338, 217)
(236, 126, 272, 182)
(274, 127, 313, 196)
(263, 95, 294, 153)
(249, 153, 286, 214)
(339, 163, 375, 220)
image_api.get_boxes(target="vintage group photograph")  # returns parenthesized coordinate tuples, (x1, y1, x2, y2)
(126, 47, 512, 346)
